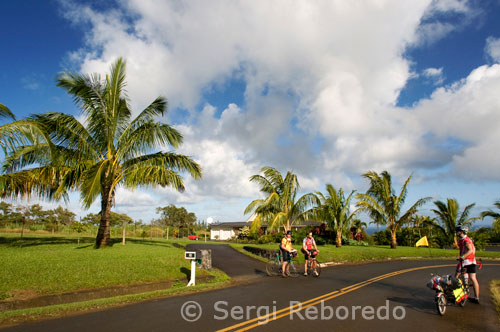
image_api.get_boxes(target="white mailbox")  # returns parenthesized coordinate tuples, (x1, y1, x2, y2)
(184, 250, 200, 287)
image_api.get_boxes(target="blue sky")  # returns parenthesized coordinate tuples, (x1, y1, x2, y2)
(1, 0, 500, 228)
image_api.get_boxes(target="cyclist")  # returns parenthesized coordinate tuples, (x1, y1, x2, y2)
(455, 225, 480, 304)
(302, 231, 319, 276)
(280, 230, 295, 277)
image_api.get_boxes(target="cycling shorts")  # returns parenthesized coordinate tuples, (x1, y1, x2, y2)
(282, 249, 292, 262)
(302, 248, 317, 259)
(456, 263, 476, 274)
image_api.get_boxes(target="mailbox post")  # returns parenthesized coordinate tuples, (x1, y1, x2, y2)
(184, 251, 199, 286)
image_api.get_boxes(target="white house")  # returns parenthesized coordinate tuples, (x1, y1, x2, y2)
(210, 222, 248, 240)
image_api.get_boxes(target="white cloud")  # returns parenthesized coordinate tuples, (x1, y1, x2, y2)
(423, 67, 445, 85)
(54, 0, 500, 221)
(416, 0, 480, 46)
(414, 64, 500, 179)
(485, 36, 500, 63)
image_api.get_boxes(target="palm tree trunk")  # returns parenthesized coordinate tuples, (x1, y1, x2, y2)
(390, 229, 397, 249)
(122, 220, 126, 245)
(96, 186, 112, 248)
(336, 230, 342, 248)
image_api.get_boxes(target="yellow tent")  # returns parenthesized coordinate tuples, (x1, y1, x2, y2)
(416, 236, 429, 247)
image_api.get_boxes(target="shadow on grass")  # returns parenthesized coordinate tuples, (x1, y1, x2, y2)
(0, 236, 94, 248)
(126, 238, 171, 248)
(180, 267, 191, 281)
(0, 236, 176, 249)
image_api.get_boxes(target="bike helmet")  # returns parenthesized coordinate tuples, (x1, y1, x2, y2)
(455, 225, 468, 234)
(286, 230, 292, 235)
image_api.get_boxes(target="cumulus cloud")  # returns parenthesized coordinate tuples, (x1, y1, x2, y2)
(416, 0, 481, 46)
(414, 64, 500, 179)
(485, 37, 500, 63)
(423, 67, 445, 85)
(54, 0, 500, 221)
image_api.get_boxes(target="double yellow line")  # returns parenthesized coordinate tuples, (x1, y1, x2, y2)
(216, 263, 453, 332)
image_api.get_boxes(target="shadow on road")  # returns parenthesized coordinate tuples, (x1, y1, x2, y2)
(387, 295, 436, 315)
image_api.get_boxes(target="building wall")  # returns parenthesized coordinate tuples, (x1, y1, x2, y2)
(210, 228, 235, 240)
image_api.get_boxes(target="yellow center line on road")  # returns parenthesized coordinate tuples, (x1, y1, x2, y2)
(217, 263, 500, 332)
(215, 268, 409, 332)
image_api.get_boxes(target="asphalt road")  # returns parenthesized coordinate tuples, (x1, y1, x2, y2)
(2, 245, 499, 332)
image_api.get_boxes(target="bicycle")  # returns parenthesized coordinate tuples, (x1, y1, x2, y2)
(266, 250, 300, 277)
(428, 258, 482, 316)
(304, 251, 321, 277)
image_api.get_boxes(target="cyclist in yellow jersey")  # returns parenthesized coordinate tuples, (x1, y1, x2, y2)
(280, 230, 295, 277)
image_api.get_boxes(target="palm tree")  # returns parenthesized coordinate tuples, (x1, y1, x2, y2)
(351, 218, 368, 242)
(313, 184, 358, 247)
(0, 58, 202, 247)
(431, 198, 478, 248)
(244, 166, 317, 232)
(356, 171, 430, 249)
(0, 103, 15, 120)
(481, 200, 500, 232)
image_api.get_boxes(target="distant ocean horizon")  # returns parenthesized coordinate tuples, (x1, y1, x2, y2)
(364, 222, 494, 235)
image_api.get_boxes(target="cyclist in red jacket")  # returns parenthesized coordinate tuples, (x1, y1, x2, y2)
(455, 225, 479, 304)
(302, 232, 319, 276)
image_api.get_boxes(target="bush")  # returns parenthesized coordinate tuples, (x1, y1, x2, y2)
(347, 239, 368, 246)
(469, 228, 493, 250)
(314, 236, 326, 246)
(257, 233, 281, 244)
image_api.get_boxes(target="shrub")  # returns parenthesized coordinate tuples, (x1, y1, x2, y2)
(347, 239, 368, 246)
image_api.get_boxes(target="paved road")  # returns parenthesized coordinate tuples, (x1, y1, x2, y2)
(185, 244, 266, 279)
(2, 245, 499, 332)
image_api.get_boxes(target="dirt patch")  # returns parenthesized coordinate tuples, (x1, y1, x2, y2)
(0, 275, 214, 312)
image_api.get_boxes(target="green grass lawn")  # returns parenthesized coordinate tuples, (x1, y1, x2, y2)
(231, 242, 500, 264)
(0, 233, 222, 301)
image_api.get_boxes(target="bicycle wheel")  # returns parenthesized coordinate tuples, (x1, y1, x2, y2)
(459, 286, 469, 307)
(287, 260, 301, 278)
(266, 260, 281, 277)
(436, 293, 447, 316)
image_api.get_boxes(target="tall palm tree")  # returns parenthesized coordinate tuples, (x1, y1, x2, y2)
(432, 198, 478, 248)
(313, 184, 358, 247)
(0, 103, 15, 120)
(481, 200, 500, 232)
(0, 103, 16, 151)
(244, 166, 317, 232)
(356, 171, 430, 249)
(0, 58, 201, 247)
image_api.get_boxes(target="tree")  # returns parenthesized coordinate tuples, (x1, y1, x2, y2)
(244, 166, 317, 232)
(0, 201, 14, 226)
(0, 104, 15, 121)
(156, 204, 197, 238)
(356, 171, 430, 249)
(351, 218, 368, 242)
(432, 198, 479, 248)
(53, 206, 76, 226)
(0, 58, 202, 247)
(481, 200, 500, 233)
(15, 205, 32, 240)
(70, 221, 88, 245)
(312, 184, 358, 247)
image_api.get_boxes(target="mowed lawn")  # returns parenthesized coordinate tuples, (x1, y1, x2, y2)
(0, 234, 213, 301)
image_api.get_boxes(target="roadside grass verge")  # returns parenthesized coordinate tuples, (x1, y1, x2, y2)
(492, 280, 500, 319)
(230, 243, 500, 264)
(0, 233, 223, 301)
(0, 269, 230, 327)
